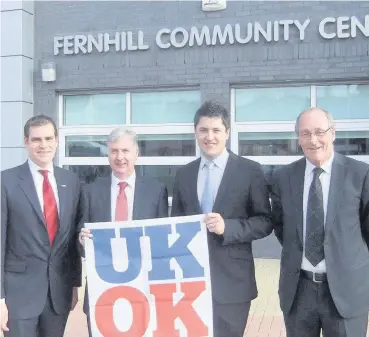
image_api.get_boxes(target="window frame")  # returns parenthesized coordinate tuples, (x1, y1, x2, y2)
(230, 84, 369, 166)
(58, 90, 201, 206)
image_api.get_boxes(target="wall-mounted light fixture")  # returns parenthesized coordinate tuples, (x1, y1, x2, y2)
(202, 0, 226, 12)
(41, 62, 56, 82)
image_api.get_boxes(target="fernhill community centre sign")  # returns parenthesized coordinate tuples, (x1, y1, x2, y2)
(54, 15, 369, 55)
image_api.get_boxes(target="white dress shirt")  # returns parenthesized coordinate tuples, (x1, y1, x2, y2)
(301, 154, 334, 273)
(197, 149, 229, 205)
(28, 159, 60, 215)
(111, 171, 136, 221)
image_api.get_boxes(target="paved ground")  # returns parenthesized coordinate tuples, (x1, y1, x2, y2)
(64, 259, 285, 337)
(63, 258, 368, 337)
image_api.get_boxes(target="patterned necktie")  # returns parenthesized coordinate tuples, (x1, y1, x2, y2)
(200, 161, 214, 214)
(39, 170, 59, 246)
(305, 167, 325, 266)
(115, 181, 128, 221)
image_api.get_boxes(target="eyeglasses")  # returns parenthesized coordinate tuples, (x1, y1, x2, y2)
(299, 127, 332, 139)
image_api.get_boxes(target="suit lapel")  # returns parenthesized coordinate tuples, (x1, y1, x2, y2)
(18, 163, 45, 225)
(100, 176, 112, 222)
(133, 177, 145, 220)
(188, 159, 202, 214)
(213, 153, 238, 212)
(54, 167, 67, 229)
(290, 159, 306, 247)
(325, 154, 346, 235)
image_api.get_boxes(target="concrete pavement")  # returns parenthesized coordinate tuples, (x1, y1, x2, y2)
(64, 259, 285, 337)
(63, 259, 368, 337)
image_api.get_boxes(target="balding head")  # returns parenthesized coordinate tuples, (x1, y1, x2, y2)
(295, 107, 335, 135)
(296, 107, 336, 167)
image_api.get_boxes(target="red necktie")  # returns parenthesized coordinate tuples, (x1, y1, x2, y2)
(115, 182, 128, 221)
(39, 170, 59, 245)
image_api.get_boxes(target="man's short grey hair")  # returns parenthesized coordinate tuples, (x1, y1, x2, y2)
(107, 127, 138, 146)
(295, 107, 336, 134)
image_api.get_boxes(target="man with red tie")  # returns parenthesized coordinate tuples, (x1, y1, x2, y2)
(78, 127, 168, 337)
(1, 115, 82, 337)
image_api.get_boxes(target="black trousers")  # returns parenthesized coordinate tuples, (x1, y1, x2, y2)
(284, 277, 368, 337)
(212, 300, 250, 337)
(5, 291, 68, 337)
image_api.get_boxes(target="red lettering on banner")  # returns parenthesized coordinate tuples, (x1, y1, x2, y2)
(95, 286, 150, 337)
(150, 281, 208, 337)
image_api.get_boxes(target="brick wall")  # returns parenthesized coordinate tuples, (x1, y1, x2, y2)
(34, 1, 369, 119)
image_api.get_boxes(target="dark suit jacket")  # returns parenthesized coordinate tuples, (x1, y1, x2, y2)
(271, 153, 369, 318)
(81, 174, 168, 313)
(1, 162, 82, 319)
(171, 151, 273, 304)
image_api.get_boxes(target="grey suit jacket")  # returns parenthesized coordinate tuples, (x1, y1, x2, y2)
(81, 174, 168, 313)
(271, 153, 369, 318)
(1, 162, 82, 319)
(171, 150, 273, 304)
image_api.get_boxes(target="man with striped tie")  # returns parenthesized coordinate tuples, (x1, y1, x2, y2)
(271, 108, 369, 337)
(1, 115, 82, 337)
(171, 100, 273, 337)
(78, 127, 168, 337)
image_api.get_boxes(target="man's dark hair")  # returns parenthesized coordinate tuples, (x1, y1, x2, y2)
(194, 100, 230, 129)
(24, 115, 58, 138)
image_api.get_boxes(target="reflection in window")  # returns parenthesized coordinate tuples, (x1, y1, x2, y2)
(63, 165, 110, 184)
(239, 132, 301, 156)
(137, 134, 195, 156)
(239, 131, 369, 156)
(317, 85, 369, 119)
(131, 91, 200, 124)
(261, 165, 282, 185)
(65, 134, 196, 157)
(64, 94, 126, 126)
(66, 136, 108, 157)
(235, 87, 310, 122)
(136, 165, 181, 196)
(63, 165, 182, 196)
(335, 131, 369, 155)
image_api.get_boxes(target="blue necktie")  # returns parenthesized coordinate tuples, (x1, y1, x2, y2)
(201, 161, 214, 214)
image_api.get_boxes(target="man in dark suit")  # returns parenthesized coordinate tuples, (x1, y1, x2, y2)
(1, 115, 82, 337)
(171, 100, 273, 337)
(79, 127, 168, 337)
(271, 107, 369, 337)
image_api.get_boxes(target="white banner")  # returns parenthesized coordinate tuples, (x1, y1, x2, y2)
(85, 214, 213, 337)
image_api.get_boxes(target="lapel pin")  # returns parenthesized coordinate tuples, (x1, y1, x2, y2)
(61, 184, 67, 187)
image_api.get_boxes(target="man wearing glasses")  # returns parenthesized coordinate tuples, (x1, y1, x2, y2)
(270, 107, 369, 337)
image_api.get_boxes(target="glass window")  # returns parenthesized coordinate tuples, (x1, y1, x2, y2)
(317, 85, 369, 119)
(66, 136, 108, 157)
(131, 91, 200, 124)
(261, 165, 283, 184)
(335, 131, 369, 155)
(136, 165, 181, 196)
(65, 134, 195, 157)
(64, 165, 182, 196)
(239, 132, 301, 156)
(63, 165, 111, 185)
(64, 94, 126, 126)
(137, 134, 195, 156)
(239, 131, 369, 156)
(235, 87, 310, 122)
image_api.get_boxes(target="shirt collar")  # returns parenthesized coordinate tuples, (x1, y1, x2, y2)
(28, 159, 54, 175)
(200, 148, 229, 170)
(305, 152, 334, 176)
(111, 170, 136, 188)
